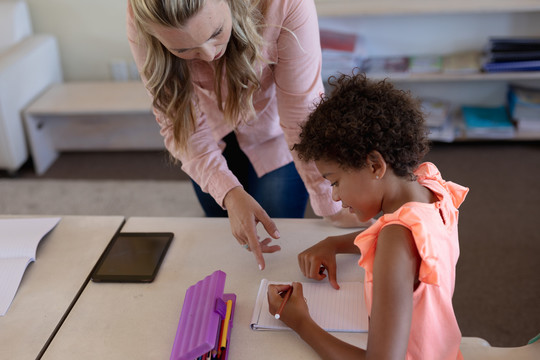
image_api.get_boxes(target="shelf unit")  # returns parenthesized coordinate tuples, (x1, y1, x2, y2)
(314, 0, 540, 141)
(314, 0, 540, 17)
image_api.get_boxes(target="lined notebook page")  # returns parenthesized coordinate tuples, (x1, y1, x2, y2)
(250, 279, 368, 332)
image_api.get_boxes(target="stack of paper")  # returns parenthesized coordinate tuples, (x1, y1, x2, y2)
(508, 86, 540, 133)
(0, 217, 61, 316)
(422, 99, 456, 142)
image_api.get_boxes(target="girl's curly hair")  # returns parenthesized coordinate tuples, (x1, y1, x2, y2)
(293, 71, 430, 180)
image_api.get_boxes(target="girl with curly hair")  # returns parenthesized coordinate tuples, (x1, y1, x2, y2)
(127, 0, 367, 270)
(268, 72, 468, 359)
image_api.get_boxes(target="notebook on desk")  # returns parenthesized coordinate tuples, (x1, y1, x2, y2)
(250, 279, 369, 332)
(0, 217, 61, 316)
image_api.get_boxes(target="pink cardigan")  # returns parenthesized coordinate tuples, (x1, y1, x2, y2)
(127, 0, 340, 216)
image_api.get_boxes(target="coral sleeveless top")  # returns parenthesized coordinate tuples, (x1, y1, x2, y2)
(354, 162, 468, 360)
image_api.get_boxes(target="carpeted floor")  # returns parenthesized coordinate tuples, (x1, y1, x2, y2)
(2, 142, 539, 347)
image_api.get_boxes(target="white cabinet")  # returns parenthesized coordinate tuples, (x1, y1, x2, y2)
(315, 0, 540, 140)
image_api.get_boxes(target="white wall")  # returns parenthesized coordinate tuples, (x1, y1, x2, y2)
(26, 0, 134, 81)
(24, 1, 540, 84)
(319, 12, 540, 57)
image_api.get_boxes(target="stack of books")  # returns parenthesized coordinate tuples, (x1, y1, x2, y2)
(359, 56, 409, 76)
(357, 52, 481, 77)
(461, 105, 515, 139)
(421, 99, 455, 142)
(409, 55, 442, 74)
(320, 28, 364, 80)
(482, 37, 540, 73)
(442, 51, 482, 75)
(508, 86, 540, 133)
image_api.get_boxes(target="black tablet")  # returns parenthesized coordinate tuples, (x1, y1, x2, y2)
(91, 232, 174, 282)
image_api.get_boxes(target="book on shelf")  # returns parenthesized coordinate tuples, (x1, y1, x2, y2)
(483, 50, 540, 63)
(483, 59, 540, 73)
(0, 217, 61, 316)
(320, 28, 364, 79)
(442, 51, 481, 74)
(508, 86, 540, 132)
(421, 99, 456, 142)
(482, 37, 540, 73)
(408, 55, 442, 74)
(422, 98, 451, 128)
(461, 105, 515, 139)
(486, 37, 540, 53)
(320, 28, 363, 53)
(359, 56, 409, 76)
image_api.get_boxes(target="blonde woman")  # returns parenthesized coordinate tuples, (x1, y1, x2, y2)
(127, 0, 366, 270)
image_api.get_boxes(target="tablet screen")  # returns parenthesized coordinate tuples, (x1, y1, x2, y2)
(91, 232, 174, 282)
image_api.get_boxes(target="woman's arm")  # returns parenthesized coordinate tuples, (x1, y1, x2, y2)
(272, 0, 341, 218)
(366, 224, 420, 359)
(126, 6, 278, 270)
(127, 3, 241, 208)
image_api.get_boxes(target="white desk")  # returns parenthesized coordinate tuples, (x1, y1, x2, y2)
(0, 215, 125, 360)
(23, 81, 164, 175)
(43, 217, 365, 359)
(41, 217, 540, 360)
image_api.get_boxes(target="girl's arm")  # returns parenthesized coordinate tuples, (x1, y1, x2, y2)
(366, 224, 421, 359)
(277, 224, 419, 359)
(298, 231, 361, 289)
(268, 282, 366, 360)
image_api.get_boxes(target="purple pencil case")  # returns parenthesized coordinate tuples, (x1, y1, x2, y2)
(170, 270, 236, 360)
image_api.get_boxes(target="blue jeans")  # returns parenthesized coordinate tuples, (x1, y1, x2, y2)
(192, 132, 308, 218)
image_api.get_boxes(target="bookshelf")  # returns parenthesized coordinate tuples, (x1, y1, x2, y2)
(315, 0, 540, 141)
(314, 0, 540, 17)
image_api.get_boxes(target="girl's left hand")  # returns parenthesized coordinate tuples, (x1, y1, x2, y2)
(267, 282, 310, 331)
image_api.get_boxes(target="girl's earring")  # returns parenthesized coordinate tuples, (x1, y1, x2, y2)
(375, 175, 379, 180)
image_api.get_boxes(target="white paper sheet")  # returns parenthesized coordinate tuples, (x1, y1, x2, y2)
(0, 217, 61, 315)
(251, 279, 369, 332)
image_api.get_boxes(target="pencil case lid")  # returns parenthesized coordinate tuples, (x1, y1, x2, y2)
(170, 270, 227, 360)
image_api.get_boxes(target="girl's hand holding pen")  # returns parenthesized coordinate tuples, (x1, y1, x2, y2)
(267, 283, 310, 331)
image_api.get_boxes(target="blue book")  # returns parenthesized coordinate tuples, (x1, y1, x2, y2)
(461, 105, 515, 139)
(483, 59, 540, 72)
(462, 106, 513, 128)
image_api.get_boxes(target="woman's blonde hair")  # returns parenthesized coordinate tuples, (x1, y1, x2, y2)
(129, 0, 268, 151)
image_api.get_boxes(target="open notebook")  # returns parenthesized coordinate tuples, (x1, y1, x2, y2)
(0, 217, 61, 316)
(250, 279, 369, 332)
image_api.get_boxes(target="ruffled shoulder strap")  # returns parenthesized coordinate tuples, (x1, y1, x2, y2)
(354, 222, 380, 283)
(355, 207, 440, 286)
(415, 162, 468, 208)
